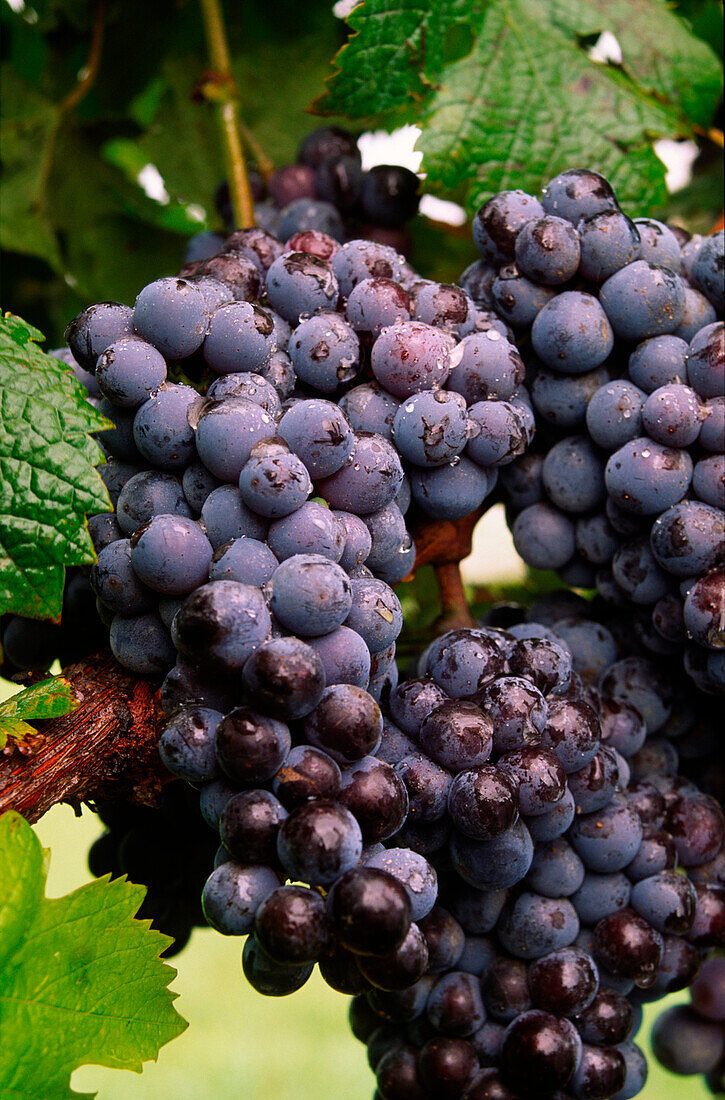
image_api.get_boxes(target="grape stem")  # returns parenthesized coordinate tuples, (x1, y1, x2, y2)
(435, 563, 475, 631)
(198, 0, 255, 228)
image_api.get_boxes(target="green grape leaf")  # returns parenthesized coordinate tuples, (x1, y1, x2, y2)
(0, 675, 77, 748)
(0, 811, 187, 1099)
(318, 0, 723, 213)
(0, 314, 111, 620)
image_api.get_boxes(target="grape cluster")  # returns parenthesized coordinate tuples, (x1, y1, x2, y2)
(148, 590, 723, 1100)
(55, 194, 532, 683)
(205, 126, 421, 259)
(463, 170, 723, 693)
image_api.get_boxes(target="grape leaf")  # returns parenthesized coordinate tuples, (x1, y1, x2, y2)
(0, 314, 111, 620)
(0, 675, 77, 749)
(317, 0, 723, 213)
(0, 811, 187, 1100)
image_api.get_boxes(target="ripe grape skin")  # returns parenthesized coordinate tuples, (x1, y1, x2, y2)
(158, 706, 222, 783)
(674, 285, 717, 341)
(450, 818, 534, 890)
(447, 765, 518, 840)
(265, 251, 340, 324)
(605, 437, 693, 515)
(691, 230, 725, 312)
(64, 303, 134, 374)
(337, 511, 373, 570)
(466, 401, 531, 467)
(532, 366, 610, 432)
(109, 611, 175, 675)
(459, 259, 497, 309)
(195, 397, 276, 482)
(371, 320, 451, 398)
(630, 869, 697, 934)
(393, 390, 468, 467)
(491, 263, 556, 327)
(498, 746, 567, 816)
(599, 261, 686, 341)
(633, 218, 682, 270)
(571, 872, 632, 926)
(277, 801, 363, 887)
(345, 577, 402, 653)
(172, 580, 271, 673)
(116, 471, 192, 536)
(202, 301, 275, 375)
(531, 292, 614, 373)
(699, 396, 725, 451)
(215, 708, 291, 785)
(365, 847, 438, 922)
(269, 554, 351, 637)
(473, 189, 545, 261)
(331, 239, 406, 299)
(133, 277, 208, 359)
(686, 321, 724, 399)
(650, 501, 725, 576)
(242, 936, 314, 996)
(512, 504, 576, 570)
(201, 485, 268, 548)
(209, 537, 278, 587)
(253, 884, 329, 966)
(412, 281, 476, 336)
(542, 169, 619, 224)
(514, 215, 581, 285)
(482, 956, 534, 1021)
(345, 277, 412, 340)
(90, 539, 154, 615)
(577, 209, 641, 282)
(308, 626, 371, 688)
(201, 861, 281, 935)
(611, 539, 670, 605)
(197, 251, 261, 301)
(569, 801, 644, 873)
(95, 336, 167, 408)
(133, 383, 199, 470)
(693, 454, 725, 509)
(500, 452, 545, 509)
(388, 676, 449, 736)
(130, 514, 213, 595)
(317, 432, 404, 515)
(683, 571, 725, 649)
(542, 435, 606, 513)
(447, 331, 526, 402)
(219, 789, 288, 865)
(418, 907, 465, 972)
(411, 458, 496, 522)
(585, 380, 646, 451)
(363, 502, 407, 569)
(277, 198, 344, 243)
(426, 971, 486, 1038)
(242, 637, 326, 721)
(339, 382, 400, 441)
(339, 756, 409, 842)
(628, 334, 689, 393)
(304, 684, 383, 764)
(182, 460, 221, 514)
(277, 398, 354, 479)
(641, 383, 703, 447)
(526, 837, 586, 898)
(288, 311, 360, 393)
(238, 449, 312, 519)
(501, 1010, 582, 1092)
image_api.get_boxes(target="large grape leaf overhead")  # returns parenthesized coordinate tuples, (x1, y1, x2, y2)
(0, 315, 111, 620)
(316, 0, 723, 212)
(0, 811, 187, 1100)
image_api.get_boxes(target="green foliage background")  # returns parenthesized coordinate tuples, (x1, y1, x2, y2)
(1, 0, 722, 349)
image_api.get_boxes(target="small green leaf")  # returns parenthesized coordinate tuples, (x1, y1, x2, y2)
(0, 811, 187, 1100)
(0, 675, 78, 743)
(0, 314, 112, 620)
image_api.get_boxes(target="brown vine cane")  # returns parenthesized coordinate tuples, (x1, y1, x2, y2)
(0, 652, 168, 823)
